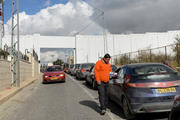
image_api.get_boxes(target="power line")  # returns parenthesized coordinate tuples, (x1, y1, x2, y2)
(73, 12, 103, 36)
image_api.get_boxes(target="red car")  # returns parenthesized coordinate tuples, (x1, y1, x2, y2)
(42, 65, 66, 84)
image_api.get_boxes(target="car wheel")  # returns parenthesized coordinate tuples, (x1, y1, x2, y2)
(92, 80, 97, 90)
(122, 97, 134, 119)
(76, 74, 79, 79)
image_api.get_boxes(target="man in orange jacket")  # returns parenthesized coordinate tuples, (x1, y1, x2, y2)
(94, 53, 112, 115)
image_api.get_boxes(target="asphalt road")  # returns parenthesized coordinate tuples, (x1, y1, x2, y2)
(0, 74, 169, 120)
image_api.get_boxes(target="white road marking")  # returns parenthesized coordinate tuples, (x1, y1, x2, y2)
(67, 74, 123, 120)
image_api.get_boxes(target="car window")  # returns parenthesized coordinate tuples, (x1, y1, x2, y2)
(115, 67, 121, 73)
(70, 65, 74, 68)
(131, 65, 179, 81)
(111, 65, 117, 72)
(81, 64, 94, 69)
(46, 66, 62, 72)
(133, 65, 174, 75)
(89, 66, 94, 72)
(118, 68, 124, 78)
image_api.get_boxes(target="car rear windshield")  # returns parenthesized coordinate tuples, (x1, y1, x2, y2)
(81, 64, 94, 69)
(131, 65, 179, 81)
(46, 66, 62, 72)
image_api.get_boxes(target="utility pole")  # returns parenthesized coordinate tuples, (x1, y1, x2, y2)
(11, 0, 20, 87)
(17, 0, 20, 87)
(0, 0, 4, 49)
(102, 12, 107, 55)
(75, 35, 77, 64)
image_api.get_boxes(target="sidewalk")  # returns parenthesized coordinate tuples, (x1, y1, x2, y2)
(0, 77, 39, 105)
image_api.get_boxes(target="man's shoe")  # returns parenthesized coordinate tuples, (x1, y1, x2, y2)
(100, 109, 106, 115)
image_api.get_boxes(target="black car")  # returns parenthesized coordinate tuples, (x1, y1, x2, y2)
(169, 95, 180, 120)
(108, 63, 180, 119)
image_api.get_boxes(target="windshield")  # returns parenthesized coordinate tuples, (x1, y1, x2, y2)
(46, 66, 62, 72)
(131, 65, 179, 81)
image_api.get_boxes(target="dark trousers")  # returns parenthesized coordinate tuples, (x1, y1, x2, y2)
(97, 81, 109, 110)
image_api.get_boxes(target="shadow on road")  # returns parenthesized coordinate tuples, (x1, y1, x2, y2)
(79, 100, 101, 114)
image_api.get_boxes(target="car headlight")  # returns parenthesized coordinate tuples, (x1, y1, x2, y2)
(59, 74, 64, 77)
(44, 76, 48, 78)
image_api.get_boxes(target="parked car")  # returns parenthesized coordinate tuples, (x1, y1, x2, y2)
(71, 64, 80, 76)
(86, 63, 115, 89)
(169, 95, 180, 120)
(67, 64, 74, 74)
(76, 63, 95, 80)
(108, 63, 180, 119)
(42, 65, 66, 83)
(85, 65, 97, 89)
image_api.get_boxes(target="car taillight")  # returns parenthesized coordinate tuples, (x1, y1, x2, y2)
(175, 95, 180, 101)
(81, 69, 86, 72)
(127, 80, 180, 88)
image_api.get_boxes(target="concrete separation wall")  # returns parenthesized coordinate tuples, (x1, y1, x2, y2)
(0, 60, 11, 92)
(0, 55, 39, 92)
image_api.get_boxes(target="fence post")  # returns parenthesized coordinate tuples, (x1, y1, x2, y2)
(128, 52, 130, 64)
(165, 46, 167, 60)
(149, 49, 152, 62)
(177, 44, 180, 66)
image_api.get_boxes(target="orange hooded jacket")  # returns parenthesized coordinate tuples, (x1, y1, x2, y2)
(94, 59, 112, 83)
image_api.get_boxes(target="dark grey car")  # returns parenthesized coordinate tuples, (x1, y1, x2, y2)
(76, 63, 94, 80)
(109, 63, 180, 119)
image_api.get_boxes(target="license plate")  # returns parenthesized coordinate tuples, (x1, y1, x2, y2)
(157, 87, 176, 94)
(51, 77, 58, 80)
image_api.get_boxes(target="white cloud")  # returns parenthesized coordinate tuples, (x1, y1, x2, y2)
(40, 51, 66, 63)
(4, 0, 104, 36)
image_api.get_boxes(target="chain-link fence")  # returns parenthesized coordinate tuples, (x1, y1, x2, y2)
(113, 44, 180, 68)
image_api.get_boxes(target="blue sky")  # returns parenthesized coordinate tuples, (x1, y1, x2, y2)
(4, 0, 69, 23)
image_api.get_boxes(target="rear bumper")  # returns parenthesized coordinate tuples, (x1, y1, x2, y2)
(131, 101, 173, 113)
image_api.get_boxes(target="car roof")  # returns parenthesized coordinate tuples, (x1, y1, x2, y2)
(48, 65, 60, 67)
(124, 63, 165, 68)
(81, 63, 94, 65)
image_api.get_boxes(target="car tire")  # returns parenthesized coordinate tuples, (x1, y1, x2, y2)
(122, 97, 134, 120)
(76, 75, 79, 80)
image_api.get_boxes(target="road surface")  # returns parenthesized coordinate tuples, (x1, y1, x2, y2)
(0, 74, 169, 120)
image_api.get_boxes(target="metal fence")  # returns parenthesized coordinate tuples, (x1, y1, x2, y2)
(0, 44, 30, 61)
(113, 44, 180, 67)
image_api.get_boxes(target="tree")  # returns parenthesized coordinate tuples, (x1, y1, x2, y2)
(173, 35, 180, 66)
(53, 59, 64, 66)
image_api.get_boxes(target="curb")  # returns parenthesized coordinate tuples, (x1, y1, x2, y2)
(0, 78, 37, 105)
